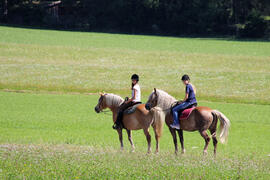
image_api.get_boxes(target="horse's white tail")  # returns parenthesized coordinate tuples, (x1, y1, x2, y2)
(212, 110, 231, 144)
(150, 107, 166, 137)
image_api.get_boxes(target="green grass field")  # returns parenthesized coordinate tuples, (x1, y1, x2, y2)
(0, 25, 270, 179)
(1, 26, 270, 104)
(0, 92, 269, 179)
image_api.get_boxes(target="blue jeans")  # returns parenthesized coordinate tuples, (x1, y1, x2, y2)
(172, 101, 193, 125)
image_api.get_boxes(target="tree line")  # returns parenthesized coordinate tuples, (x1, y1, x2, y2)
(1, 0, 270, 38)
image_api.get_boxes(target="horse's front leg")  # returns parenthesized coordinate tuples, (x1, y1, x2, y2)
(177, 129, 185, 154)
(169, 127, 178, 155)
(126, 129, 135, 152)
(117, 128, 124, 150)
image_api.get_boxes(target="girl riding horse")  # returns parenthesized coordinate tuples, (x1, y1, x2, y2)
(112, 74, 141, 129)
(171, 74, 197, 129)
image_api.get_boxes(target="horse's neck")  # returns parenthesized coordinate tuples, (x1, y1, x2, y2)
(108, 103, 120, 112)
(109, 107, 118, 123)
(106, 98, 121, 123)
(106, 94, 123, 113)
(157, 91, 176, 114)
(108, 105, 119, 113)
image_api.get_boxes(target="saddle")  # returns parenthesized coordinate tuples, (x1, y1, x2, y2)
(171, 103, 197, 120)
(179, 107, 195, 120)
(123, 103, 141, 114)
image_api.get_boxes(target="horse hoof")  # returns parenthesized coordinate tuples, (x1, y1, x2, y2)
(181, 149, 186, 154)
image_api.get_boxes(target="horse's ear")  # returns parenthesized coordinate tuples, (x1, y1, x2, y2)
(154, 88, 157, 93)
(99, 92, 104, 96)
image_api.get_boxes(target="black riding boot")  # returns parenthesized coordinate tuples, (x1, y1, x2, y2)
(113, 112, 123, 130)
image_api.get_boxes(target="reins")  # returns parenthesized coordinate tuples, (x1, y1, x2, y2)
(99, 110, 112, 116)
(157, 101, 178, 112)
(97, 94, 119, 116)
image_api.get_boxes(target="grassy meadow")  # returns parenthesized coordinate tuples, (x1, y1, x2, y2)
(1, 26, 270, 104)
(0, 92, 269, 179)
(0, 25, 270, 179)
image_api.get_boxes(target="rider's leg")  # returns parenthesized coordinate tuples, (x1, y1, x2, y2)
(171, 102, 191, 129)
(113, 101, 134, 129)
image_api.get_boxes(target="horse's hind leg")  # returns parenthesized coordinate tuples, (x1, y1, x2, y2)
(210, 113, 218, 156)
(169, 128, 178, 155)
(210, 130, 217, 156)
(177, 129, 185, 154)
(126, 129, 135, 152)
(152, 126, 160, 154)
(200, 130, 210, 155)
(143, 128, 151, 154)
(117, 128, 124, 150)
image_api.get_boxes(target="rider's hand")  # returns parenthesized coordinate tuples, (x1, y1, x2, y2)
(177, 100, 183, 104)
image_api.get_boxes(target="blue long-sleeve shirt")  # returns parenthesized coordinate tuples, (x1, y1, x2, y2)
(185, 84, 197, 104)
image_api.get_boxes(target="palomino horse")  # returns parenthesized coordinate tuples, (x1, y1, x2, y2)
(94, 93, 165, 153)
(145, 88, 230, 155)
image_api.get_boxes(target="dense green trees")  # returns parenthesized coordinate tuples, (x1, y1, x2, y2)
(1, 0, 269, 38)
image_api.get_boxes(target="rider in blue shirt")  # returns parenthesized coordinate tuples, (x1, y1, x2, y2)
(170, 74, 197, 129)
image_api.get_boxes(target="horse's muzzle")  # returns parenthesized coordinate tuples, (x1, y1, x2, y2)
(145, 103, 151, 111)
(94, 107, 100, 113)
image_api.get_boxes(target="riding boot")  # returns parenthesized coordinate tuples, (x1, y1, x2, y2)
(170, 118, 180, 130)
(113, 112, 123, 130)
(172, 111, 182, 129)
(112, 123, 121, 129)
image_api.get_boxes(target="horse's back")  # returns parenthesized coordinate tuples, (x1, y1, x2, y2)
(194, 106, 214, 118)
(180, 106, 214, 131)
(195, 106, 213, 112)
(136, 104, 148, 113)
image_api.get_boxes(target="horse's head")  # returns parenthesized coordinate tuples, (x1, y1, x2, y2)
(145, 88, 158, 111)
(146, 88, 177, 111)
(94, 93, 107, 113)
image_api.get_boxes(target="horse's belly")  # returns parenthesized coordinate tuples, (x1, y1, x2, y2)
(180, 118, 197, 131)
(123, 115, 142, 130)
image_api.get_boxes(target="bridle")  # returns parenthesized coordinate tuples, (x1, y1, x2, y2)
(97, 95, 111, 115)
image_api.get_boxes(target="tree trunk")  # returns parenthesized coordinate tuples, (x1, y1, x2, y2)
(232, 0, 239, 36)
(3, 0, 8, 21)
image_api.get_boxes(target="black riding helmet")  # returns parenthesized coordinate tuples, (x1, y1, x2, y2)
(181, 74, 190, 81)
(131, 74, 139, 81)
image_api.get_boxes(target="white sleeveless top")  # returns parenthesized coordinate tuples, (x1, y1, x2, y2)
(132, 84, 141, 102)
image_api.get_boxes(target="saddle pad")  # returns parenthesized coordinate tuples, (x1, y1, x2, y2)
(124, 104, 141, 114)
(179, 107, 195, 120)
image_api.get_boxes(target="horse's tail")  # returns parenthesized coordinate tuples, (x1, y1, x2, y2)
(212, 110, 230, 144)
(150, 107, 166, 137)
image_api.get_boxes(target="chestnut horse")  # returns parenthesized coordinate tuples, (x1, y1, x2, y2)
(145, 88, 230, 155)
(94, 93, 165, 153)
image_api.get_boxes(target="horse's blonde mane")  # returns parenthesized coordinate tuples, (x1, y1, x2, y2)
(150, 89, 176, 110)
(104, 93, 124, 107)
